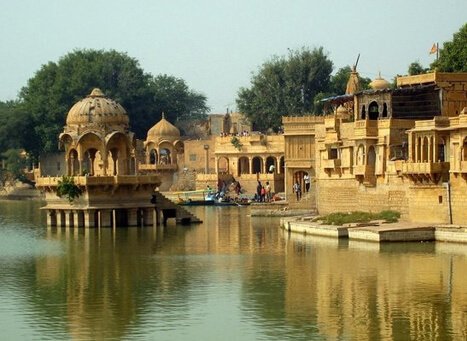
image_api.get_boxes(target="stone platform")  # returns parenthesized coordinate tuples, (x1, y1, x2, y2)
(281, 216, 467, 244)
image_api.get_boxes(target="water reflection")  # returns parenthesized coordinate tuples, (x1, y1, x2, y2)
(1, 202, 467, 340)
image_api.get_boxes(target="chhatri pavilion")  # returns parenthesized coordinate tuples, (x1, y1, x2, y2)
(36, 89, 198, 228)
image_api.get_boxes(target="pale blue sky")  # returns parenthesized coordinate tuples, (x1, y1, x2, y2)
(0, 0, 465, 113)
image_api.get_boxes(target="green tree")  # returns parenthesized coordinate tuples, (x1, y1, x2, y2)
(18, 49, 209, 157)
(330, 66, 371, 94)
(431, 23, 467, 72)
(236, 47, 333, 131)
(147, 74, 209, 125)
(1, 149, 29, 184)
(408, 61, 428, 75)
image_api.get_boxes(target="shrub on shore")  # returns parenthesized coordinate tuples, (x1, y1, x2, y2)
(320, 210, 400, 226)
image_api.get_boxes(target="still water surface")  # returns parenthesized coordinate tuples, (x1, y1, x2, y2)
(1, 200, 467, 340)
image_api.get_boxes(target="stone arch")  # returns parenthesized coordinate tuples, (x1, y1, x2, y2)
(107, 132, 131, 175)
(361, 105, 366, 120)
(67, 149, 79, 176)
(382, 103, 388, 118)
(82, 148, 98, 175)
(368, 101, 379, 120)
(218, 156, 229, 173)
(252, 156, 263, 174)
(158, 141, 173, 165)
(149, 148, 158, 164)
(356, 144, 365, 165)
(279, 156, 285, 174)
(265, 156, 276, 173)
(238, 156, 250, 175)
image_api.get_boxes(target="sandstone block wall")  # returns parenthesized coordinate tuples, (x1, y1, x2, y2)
(407, 185, 449, 223)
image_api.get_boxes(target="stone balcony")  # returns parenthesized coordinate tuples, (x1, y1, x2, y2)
(139, 163, 178, 171)
(402, 162, 450, 183)
(354, 120, 378, 138)
(402, 162, 450, 175)
(322, 158, 341, 170)
(36, 175, 161, 188)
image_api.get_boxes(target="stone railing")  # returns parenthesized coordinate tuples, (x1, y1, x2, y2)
(354, 120, 378, 137)
(401, 162, 450, 174)
(138, 163, 178, 171)
(36, 175, 161, 188)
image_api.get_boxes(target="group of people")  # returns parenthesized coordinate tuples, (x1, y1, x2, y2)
(219, 130, 250, 137)
(293, 174, 310, 201)
(255, 180, 272, 202)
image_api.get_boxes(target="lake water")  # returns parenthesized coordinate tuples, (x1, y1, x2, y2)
(1, 200, 466, 340)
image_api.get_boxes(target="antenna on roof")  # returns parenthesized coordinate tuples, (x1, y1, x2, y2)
(353, 53, 360, 71)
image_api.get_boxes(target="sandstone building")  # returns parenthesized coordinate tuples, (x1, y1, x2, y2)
(283, 71, 467, 224)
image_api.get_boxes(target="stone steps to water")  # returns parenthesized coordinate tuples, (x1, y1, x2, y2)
(152, 192, 202, 224)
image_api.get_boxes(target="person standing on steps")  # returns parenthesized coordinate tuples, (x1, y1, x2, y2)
(293, 180, 301, 201)
(303, 174, 310, 193)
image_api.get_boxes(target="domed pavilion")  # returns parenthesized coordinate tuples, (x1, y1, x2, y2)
(36, 89, 199, 228)
(139, 113, 184, 190)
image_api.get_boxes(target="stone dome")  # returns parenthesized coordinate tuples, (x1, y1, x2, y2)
(336, 105, 349, 116)
(147, 113, 180, 139)
(66, 88, 129, 126)
(369, 73, 390, 90)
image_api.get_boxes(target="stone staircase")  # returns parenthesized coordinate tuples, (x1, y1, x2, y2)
(152, 191, 202, 225)
(287, 190, 318, 214)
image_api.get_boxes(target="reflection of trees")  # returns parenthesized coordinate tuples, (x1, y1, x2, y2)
(18, 225, 199, 340)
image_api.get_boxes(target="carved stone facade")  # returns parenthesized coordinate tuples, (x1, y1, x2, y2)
(283, 71, 467, 224)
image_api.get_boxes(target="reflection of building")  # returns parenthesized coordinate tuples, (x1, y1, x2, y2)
(283, 234, 467, 340)
(283, 71, 467, 223)
(35, 89, 197, 227)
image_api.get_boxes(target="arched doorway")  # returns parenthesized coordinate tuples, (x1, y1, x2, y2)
(438, 137, 446, 162)
(252, 156, 263, 174)
(149, 149, 158, 164)
(279, 156, 285, 174)
(422, 136, 429, 162)
(238, 156, 249, 175)
(265, 156, 276, 173)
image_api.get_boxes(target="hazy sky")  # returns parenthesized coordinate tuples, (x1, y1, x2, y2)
(1, 0, 465, 113)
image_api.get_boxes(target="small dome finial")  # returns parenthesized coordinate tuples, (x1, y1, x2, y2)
(89, 88, 104, 97)
(162, 112, 166, 119)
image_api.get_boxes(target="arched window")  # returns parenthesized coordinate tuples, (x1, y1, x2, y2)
(361, 105, 366, 120)
(382, 103, 388, 118)
(369, 101, 379, 120)
(356, 144, 365, 165)
(149, 149, 158, 164)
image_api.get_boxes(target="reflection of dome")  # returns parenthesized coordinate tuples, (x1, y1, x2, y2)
(147, 113, 180, 139)
(370, 73, 390, 90)
(66, 88, 129, 126)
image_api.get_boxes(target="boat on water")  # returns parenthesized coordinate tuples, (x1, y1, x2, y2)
(175, 190, 251, 207)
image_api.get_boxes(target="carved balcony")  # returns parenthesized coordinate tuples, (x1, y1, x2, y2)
(402, 162, 450, 183)
(322, 158, 341, 170)
(139, 163, 178, 172)
(354, 120, 378, 139)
